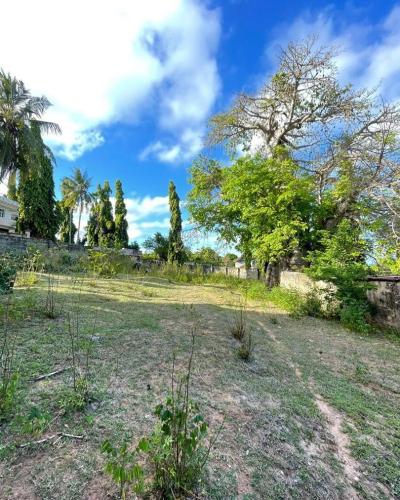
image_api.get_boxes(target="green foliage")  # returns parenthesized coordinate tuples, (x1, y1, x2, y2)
(0, 254, 17, 294)
(142, 337, 212, 498)
(146, 392, 209, 497)
(373, 242, 400, 275)
(0, 69, 60, 181)
(16, 272, 38, 287)
(17, 127, 58, 240)
(191, 247, 222, 265)
(114, 179, 129, 249)
(223, 253, 238, 266)
(58, 380, 88, 413)
(7, 171, 17, 201)
(0, 373, 18, 422)
(86, 193, 100, 247)
(266, 286, 306, 317)
(0, 297, 19, 421)
(20, 406, 51, 436)
(101, 320, 215, 498)
(58, 202, 77, 244)
(188, 152, 315, 265)
(230, 298, 247, 341)
(87, 249, 133, 277)
(23, 246, 45, 272)
(64, 312, 97, 413)
(127, 241, 140, 251)
(340, 300, 372, 334)
(308, 220, 372, 332)
(168, 181, 184, 264)
(237, 329, 253, 361)
(143, 232, 169, 261)
(61, 168, 94, 244)
(98, 181, 115, 247)
(44, 248, 87, 274)
(101, 439, 145, 499)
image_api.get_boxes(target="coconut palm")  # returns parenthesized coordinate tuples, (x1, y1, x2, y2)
(0, 69, 61, 181)
(61, 168, 94, 244)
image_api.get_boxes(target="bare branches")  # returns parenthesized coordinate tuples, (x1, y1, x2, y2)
(207, 37, 370, 157)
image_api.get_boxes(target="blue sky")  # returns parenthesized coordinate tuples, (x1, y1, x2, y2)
(1, 0, 399, 247)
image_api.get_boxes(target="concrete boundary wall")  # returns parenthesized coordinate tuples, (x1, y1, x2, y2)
(280, 270, 400, 328)
(0, 233, 82, 254)
(367, 277, 400, 328)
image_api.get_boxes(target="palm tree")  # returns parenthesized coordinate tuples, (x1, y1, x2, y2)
(61, 168, 94, 244)
(0, 69, 61, 181)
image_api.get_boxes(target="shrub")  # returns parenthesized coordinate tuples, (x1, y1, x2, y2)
(64, 312, 97, 412)
(143, 326, 214, 498)
(101, 439, 145, 499)
(58, 379, 88, 413)
(230, 299, 247, 341)
(24, 246, 45, 272)
(237, 329, 254, 361)
(15, 272, 39, 287)
(340, 300, 372, 334)
(101, 314, 219, 498)
(20, 406, 51, 436)
(87, 249, 133, 277)
(44, 249, 87, 274)
(307, 220, 372, 332)
(0, 254, 17, 294)
(42, 274, 61, 319)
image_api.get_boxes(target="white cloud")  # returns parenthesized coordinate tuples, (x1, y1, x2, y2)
(0, 0, 220, 161)
(140, 127, 204, 163)
(269, 6, 400, 100)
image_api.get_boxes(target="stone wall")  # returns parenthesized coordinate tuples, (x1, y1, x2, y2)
(0, 233, 54, 253)
(189, 264, 260, 280)
(280, 270, 314, 293)
(367, 277, 400, 328)
(280, 270, 400, 328)
(0, 233, 82, 254)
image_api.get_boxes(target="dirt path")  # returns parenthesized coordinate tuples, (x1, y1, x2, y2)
(256, 319, 362, 498)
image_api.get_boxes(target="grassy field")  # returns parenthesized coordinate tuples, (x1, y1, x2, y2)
(0, 273, 399, 499)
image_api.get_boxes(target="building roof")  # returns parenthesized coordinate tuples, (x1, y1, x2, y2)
(0, 195, 19, 210)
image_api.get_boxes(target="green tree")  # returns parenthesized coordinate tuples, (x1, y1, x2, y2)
(61, 168, 93, 244)
(192, 247, 221, 265)
(114, 179, 129, 248)
(128, 241, 140, 251)
(223, 253, 238, 266)
(143, 232, 169, 261)
(167, 181, 184, 264)
(58, 201, 76, 244)
(188, 152, 316, 282)
(17, 127, 58, 240)
(0, 69, 60, 181)
(86, 189, 100, 247)
(98, 181, 115, 247)
(7, 171, 17, 201)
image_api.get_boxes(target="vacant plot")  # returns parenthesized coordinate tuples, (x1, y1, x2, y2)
(0, 274, 399, 499)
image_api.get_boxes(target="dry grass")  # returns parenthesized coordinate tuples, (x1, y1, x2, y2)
(0, 273, 399, 499)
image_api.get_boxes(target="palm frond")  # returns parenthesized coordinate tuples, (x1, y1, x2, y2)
(32, 119, 61, 135)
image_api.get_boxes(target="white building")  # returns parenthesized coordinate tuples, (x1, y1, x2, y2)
(0, 195, 18, 234)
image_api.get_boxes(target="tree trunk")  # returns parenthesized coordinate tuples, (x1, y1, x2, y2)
(77, 205, 82, 245)
(69, 209, 73, 245)
(265, 261, 280, 288)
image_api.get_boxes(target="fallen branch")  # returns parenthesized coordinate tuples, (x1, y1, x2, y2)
(18, 432, 84, 448)
(32, 367, 71, 382)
